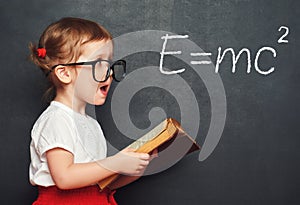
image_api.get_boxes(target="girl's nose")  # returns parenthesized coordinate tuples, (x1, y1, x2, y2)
(107, 68, 113, 82)
(109, 69, 113, 76)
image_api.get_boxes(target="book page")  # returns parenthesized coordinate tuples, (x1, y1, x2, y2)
(128, 120, 168, 150)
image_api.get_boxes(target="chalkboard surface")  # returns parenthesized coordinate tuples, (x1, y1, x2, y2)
(0, 0, 299, 204)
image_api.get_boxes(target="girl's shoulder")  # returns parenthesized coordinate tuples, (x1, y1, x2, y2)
(32, 101, 75, 132)
(37, 101, 69, 119)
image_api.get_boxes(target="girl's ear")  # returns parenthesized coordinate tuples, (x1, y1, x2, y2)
(54, 66, 73, 84)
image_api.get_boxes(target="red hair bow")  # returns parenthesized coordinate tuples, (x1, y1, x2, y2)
(37, 48, 46, 58)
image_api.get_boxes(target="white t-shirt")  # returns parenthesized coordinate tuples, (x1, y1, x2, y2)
(29, 101, 107, 187)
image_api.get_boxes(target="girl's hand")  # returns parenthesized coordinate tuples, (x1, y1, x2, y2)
(99, 148, 150, 176)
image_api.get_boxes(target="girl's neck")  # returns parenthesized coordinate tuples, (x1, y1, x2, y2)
(54, 89, 86, 115)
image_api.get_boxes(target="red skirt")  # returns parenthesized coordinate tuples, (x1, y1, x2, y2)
(32, 185, 118, 205)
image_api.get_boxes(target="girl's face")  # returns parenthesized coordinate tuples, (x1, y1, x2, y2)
(73, 39, 113, 106)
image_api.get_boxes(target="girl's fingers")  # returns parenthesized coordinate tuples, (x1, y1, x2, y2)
(139, 153, 150, 160)
(139, 159, 149, 166)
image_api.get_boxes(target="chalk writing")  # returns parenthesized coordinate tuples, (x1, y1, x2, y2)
(278, 26, 289, 44)
(159, 25, 289, 76)
(160, 34, 188, 74)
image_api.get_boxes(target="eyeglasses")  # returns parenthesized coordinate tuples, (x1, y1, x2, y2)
(50, 59, 126, 83)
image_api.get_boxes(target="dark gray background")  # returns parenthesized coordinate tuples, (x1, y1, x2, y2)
(1, 0, 299, 204)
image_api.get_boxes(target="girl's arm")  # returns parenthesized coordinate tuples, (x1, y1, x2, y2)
(46, 147, 150, 190)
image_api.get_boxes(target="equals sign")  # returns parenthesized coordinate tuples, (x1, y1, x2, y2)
(190, 52, 212, 64)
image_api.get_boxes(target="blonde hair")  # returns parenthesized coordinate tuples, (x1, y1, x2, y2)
(29, 17, 112, 102)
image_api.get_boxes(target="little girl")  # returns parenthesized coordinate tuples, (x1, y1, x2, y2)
(29, 17, 153, 205)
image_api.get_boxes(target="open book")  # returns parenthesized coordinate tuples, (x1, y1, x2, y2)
(97, 118, 200, 190)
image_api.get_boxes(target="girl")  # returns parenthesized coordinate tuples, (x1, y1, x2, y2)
(29, 17, 153, 205)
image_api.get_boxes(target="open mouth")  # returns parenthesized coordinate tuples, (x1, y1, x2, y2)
(99, 85, 109, 96)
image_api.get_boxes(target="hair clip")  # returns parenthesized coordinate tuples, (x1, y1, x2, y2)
(37, 48, 46, 58)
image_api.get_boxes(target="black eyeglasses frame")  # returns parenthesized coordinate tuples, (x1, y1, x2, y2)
(49, 59, 126, 83)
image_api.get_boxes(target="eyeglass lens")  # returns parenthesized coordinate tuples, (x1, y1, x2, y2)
(112, 61, 126, 82)
(94, 60, 125, 82)
(94, 61, 110, 82)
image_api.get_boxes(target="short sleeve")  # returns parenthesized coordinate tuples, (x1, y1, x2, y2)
(36, 112, 77, 157)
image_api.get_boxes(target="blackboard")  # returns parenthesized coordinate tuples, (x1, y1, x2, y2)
(1, 0, 299, 204)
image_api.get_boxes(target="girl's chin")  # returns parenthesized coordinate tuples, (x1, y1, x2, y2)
(92, 97, 107, 106)
(85, 91, 108, 106)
